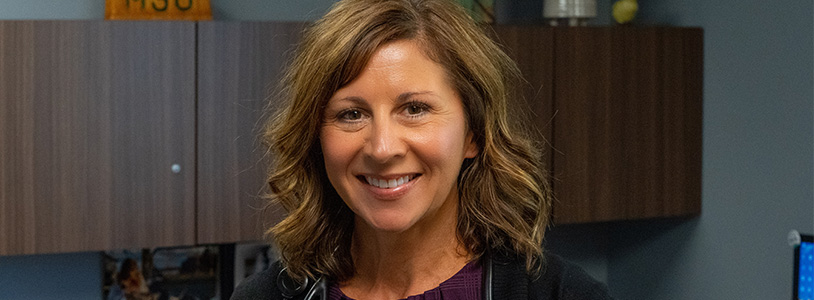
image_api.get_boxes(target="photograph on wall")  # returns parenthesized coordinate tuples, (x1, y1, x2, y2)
(102, 245, 226, 300)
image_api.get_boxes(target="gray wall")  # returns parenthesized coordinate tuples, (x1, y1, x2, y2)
(0, 252, 101, 299)
(0, 1, 103, 19)
(607, 0, 814, 299)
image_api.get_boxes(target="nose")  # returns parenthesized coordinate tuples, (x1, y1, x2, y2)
(364, 118, 407, 164)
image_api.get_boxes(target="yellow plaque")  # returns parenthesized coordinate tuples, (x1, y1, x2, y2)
(106, 0, 212, 20)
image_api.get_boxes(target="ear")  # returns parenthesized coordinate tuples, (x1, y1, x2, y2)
(464, 131, 479, 159)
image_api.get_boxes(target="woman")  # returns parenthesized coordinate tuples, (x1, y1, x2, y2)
(233, 0, 614, 299)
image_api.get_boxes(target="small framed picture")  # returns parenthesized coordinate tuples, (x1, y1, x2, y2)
(102, 244, 232, 300)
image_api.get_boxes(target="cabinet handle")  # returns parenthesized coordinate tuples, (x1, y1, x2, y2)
(171, 164, 182, 174)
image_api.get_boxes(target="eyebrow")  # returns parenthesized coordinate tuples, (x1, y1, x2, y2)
(333, 96, 366, 106)
(331, 91, 439, 106)
(396, 91, 437, 103)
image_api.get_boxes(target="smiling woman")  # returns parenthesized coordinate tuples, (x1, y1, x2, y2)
(231, 0, 615, 299)
(321, 40, 478, 238)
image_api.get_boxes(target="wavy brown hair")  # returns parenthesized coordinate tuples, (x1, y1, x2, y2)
(264, 0, 552, 282)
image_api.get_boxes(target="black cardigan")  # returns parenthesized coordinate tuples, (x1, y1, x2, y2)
(230, 253, 615, 300)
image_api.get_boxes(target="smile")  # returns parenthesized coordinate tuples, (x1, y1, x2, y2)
(363, 175, 417, 189)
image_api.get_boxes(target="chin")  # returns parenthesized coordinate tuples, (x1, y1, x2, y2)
(361, 214, 418, 233)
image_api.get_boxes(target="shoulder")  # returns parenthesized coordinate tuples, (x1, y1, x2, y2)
(530, 253, 615, 300)
(491, 252, 615, 300)
(230, 261, 284, 300)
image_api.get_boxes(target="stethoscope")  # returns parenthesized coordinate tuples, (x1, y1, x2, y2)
(277, 256, 495, 300)
(277, 268, 327, 300)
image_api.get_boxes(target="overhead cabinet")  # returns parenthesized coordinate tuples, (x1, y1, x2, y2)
(548, 27, 703, 224)
(490, 26, 702, 225)
(0, 21, 196, 255)
(196, 22, 305, 244)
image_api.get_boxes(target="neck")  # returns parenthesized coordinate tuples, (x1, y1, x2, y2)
(342, 201, 471, 299)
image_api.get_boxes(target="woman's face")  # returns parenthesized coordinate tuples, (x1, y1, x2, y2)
(320, 39, 478, 234)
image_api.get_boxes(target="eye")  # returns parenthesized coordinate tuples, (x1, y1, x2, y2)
(404, 102, 429, 117)
(339, 109, 363, 121)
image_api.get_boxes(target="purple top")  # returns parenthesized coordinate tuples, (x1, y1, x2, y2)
(327, 260, 483, 300)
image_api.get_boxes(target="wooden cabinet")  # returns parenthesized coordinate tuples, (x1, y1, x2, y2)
(549, 27, 703, 224)
(196, 22, 304, 244)
(0, 21, 196, 255)
(492, 26, 702, 225)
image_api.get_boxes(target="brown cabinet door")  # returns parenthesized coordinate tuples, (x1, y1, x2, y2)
(0, 21, 196, 255)
(196, 22, 304, 244)
(551, 27, 703, 224)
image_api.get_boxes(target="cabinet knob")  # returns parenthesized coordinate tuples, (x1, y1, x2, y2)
(171, 164, 182, 174)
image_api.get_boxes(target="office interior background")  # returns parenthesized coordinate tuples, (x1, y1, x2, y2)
(0, 0, 812, 299)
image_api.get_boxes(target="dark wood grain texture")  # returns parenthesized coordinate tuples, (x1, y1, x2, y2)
(0, 21, 196, 255)
(196, 22, 305, 244)
(551, 27, 703, 224)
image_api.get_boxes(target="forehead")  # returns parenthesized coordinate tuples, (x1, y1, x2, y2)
(330, 39, 456, 100)
(342, 37, 444, 78)
(349, 39, 452, 84)
(366, 40, 435, 69)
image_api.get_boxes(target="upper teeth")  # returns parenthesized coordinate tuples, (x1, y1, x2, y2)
(365, 175, 412, 189)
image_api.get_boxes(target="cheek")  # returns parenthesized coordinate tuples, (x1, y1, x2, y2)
(320, 128, 355, 179)
(415, 122, 470, 166)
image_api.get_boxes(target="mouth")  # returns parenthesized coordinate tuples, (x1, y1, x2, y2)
(359, 174, 420, 189)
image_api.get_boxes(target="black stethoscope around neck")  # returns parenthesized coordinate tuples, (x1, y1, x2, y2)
(277, 257, 494, 300)
(277, 268, 327, 300)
